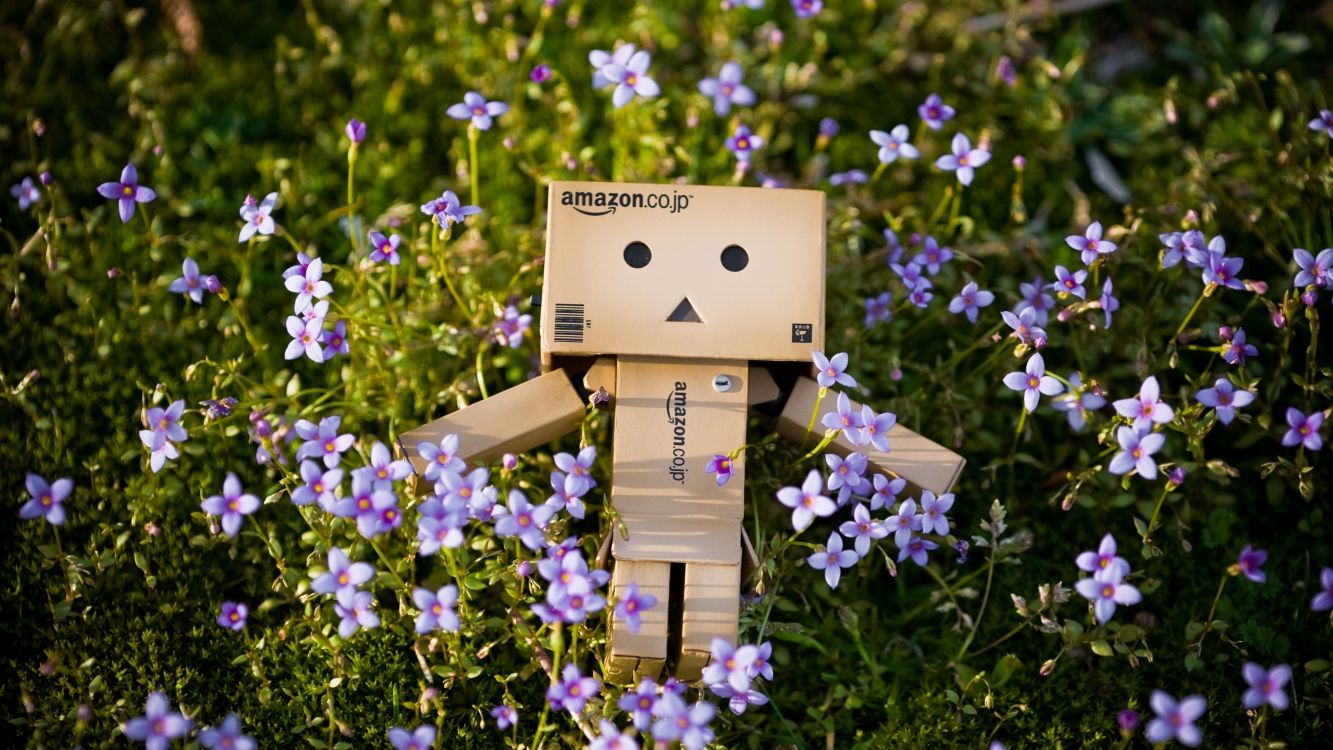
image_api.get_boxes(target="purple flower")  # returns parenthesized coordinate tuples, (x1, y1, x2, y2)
(869, 125, 918, 164)
(829, 169, 868, 186)
(1066, 221, 1117, 266)
(776, 469, 836, 532)
(296, 416, 355, 468)
(96, 163, 156, 224)
(167, 258, 210, 304)
(141, 398, 188, 446)
(884, 498, 921, 547)
(420, 189, 481, 232)
(1294, 248, 1332, 289)
(705, 454, 735, 486)
(490, 705, 517, 730)
(11, 176, 40, 210)
(1051, 265, 1088, 299)
(838, 503, 888, 557)
(603, 50, 660, 107)
(1221, 327, 1258, 366)
(913, 236, 954, 275)
(1050, 372, 1107, 431)
(344, 118, 366, 143)
(891, 261, 930, 291)
(883, 228, 905, 263)
(417, 434, 465, 482)
(1002, 307, 1047, 347)
(1202, 238, 1245, 290)
(590, 43, 636, 89)
(547, 663, 600, 714)
(620, 678, 659, 730)
(1076, 534, 1130, 580)
(238, 192, 277, 242)
(996, 55, 1017, 86)
(725, 123, 765, 163)
(865, 292, 893, 327)
(1108, 426, 1165, 480)
(824, 451, 869, 503)
(702, 638, 759, 693)
(1003, 353, 1063, 413)
(554, 445, 598, 496)
(123, 692, 190, 749)
(898, 535, 938, 567)
(284, 257, 332, 314)
(699, 62, 755, 116)
(388, 725, 436, 750)
(20, 473, 72, 525)
(588, 720, 638, 750)
(201, 472, 260, 538)
(935, 133, 990, 186)
(285, 316, 325, 363)
(819, 116, 839, 138)
(948, 281, 994, 324)
(791, 0, 823, 18)
(1180, 230, 1211, 268)
(1309, 109, 1333, 138)
(1100, 278, 1119, 329)
(1113, 376, 1175, 431)
(1016, 277, 1056, 325)
(615, 582, 658, 634)
(1281, 407, 1324, 451)
(820, 392, 863, 444)
(413, 584, 460, 633)
(368, 231, 402, 265)
(1118, 709, 1140, 735)
(870, 474, 906, 512)
(447, 91, 509, 131)
(917, 93, 956, 131)
(310, 546, 374, 601)
(1194, 377, 1255, 425)
(217, 600, 248, 631)
(1145, 691, 1206, 747)
(1312, 567, 1333, 611)
(1234, 544, 1267, 584)
(858, 405, 897, 453)
(651, 694, 716, 750)
(495, 489, 554, 550)
(812, 350, 857, 388)
(917, 490, 954, 535)
(493, 304, 532, 348)
(530, 63, 552, 83)
(1242, 662, 1291, 711)
(1075, 566, 1142, 624)
(321, 319, 349, 360)
(807, 532, 859, 588)
(1160, 232, 1187, 268)
(335, 589, 380, 637)
(199, 713, 255, 750)
(366, 441, 410, 488)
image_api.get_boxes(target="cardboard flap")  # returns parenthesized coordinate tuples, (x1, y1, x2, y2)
(775, 376, 965, 497)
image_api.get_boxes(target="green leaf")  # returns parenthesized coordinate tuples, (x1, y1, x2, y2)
(1090, 640, 1113, 657)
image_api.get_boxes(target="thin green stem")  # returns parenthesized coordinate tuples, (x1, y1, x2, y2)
(802, 386, 828, 447)
(1140, 483, 1173, 546)
(468, 125, 481, 209)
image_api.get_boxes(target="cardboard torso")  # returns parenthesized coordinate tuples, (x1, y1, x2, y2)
(611, 356, 749, 565)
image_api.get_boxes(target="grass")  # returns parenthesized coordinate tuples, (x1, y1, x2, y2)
(2, 1, 1331, 748)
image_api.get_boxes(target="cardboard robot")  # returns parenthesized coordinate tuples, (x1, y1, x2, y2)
(399, 180, 964, 683)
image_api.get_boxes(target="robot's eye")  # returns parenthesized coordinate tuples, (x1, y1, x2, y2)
(720, 244, 749, 272)
(623, 241, 652, 269)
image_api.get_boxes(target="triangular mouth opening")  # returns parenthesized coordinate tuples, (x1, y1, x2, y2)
(666, 297, 703, 323)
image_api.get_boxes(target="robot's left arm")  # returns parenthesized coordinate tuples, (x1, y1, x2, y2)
(757, 370, 965, 498)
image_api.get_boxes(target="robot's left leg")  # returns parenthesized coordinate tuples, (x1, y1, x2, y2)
(606, 559, 671, 684)
(676, 562, 741, 681)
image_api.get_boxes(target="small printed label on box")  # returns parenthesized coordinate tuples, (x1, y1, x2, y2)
(554, 303, 586, 343)
(791, 323, 813, 343)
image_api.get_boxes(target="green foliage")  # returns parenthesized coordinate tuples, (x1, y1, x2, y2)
(2, 1, 1332, 748)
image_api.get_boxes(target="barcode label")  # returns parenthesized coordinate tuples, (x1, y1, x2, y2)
(553, 303, 585, 343)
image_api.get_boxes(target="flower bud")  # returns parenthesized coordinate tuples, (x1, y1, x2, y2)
(1117, 709, 1140, 734)
(1272, 309, 1286, 328)
(1033, 335, 1048, 350)
(819, 117, 839, 138)
(502, 453, 518, 471)
(516, 560, 532, 578)
(77, 704, 93, 723)
(1012, 154, 1026, 170)
(39, 171, 53, 186)
(107, 267, 121, 279)
(530, 63, 552, 83)
(1217, 325, 1233, 341)
(205, 275, 222, 294)
(1303, 289, 1318, 307)
(889, 367, 903, 381)
(1040, 659, 1057, 676)
(344, 118, 367, 144)
(1167, 466, 1187, 488)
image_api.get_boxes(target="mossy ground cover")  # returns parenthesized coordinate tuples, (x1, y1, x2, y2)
(2, 1, 1331, 748)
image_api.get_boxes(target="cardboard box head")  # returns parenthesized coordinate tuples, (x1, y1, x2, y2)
(541, 181, 826, 363)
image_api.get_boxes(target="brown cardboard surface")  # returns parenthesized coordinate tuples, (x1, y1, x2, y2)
(678, 562, 741, 680)
(609, 560, 670, 663)
(582, 356, 618, 397)
(396, 370, 585, 472)
(776, 376, 965, 496)
(611, 357, 748, 565)
(747, 365, 781, 406)
(542, 181, 826, 363)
